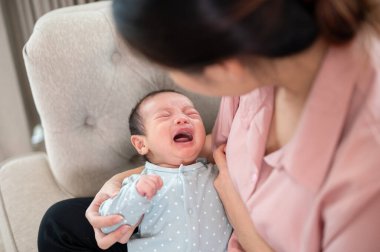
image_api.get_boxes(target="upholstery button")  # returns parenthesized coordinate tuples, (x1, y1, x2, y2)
(112, 52, 121, 62)
(85, 116, 96, 127)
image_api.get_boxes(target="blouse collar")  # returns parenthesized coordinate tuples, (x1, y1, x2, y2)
(278, 39, 369, 193)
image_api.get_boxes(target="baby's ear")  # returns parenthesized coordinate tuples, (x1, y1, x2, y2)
(131, 135, 149, 155)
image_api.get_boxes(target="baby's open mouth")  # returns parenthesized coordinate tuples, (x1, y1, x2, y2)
(173, 131, 193, 142)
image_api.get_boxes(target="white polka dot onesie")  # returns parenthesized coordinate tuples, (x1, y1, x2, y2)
(99, 160, 232, 251)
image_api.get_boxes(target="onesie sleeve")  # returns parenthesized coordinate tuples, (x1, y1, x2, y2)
(99, 174, 152, 234)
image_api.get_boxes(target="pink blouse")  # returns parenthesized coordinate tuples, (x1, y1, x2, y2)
(212, 38, 380, 251)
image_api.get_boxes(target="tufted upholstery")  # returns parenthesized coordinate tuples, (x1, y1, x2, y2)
(0, 2, 220, 252)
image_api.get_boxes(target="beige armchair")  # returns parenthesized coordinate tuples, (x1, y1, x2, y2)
(0, 2, 220, 251)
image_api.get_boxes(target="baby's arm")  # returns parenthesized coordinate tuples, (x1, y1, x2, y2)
(99, 174, 163, 234)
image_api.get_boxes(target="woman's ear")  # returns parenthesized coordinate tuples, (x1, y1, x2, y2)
(130, 135, 149, 155)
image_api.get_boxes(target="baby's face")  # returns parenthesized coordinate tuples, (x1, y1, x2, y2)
(139, 92, 206, 167)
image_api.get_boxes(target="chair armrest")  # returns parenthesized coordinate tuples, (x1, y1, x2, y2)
(0, 153, 72, 252)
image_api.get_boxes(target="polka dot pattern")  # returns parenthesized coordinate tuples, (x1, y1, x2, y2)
(100, 161, 232, 251)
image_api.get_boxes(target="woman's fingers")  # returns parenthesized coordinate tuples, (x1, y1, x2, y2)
(117, 231, 134, 244)
(85, 193, 122, 229)
(85, 168, 141, 248)
(213, 144, 227, 169)
(86, 192, 134, 249)
(95, 225, 134, 249)
(213, 144, 232, 192)
(85, 193, 105, 228)
(117, 218, 141, 244)
(89, 214, 124, 230)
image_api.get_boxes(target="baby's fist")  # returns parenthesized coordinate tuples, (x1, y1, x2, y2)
(135, 175, 163, 200)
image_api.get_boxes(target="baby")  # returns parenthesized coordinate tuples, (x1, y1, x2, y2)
(99, 90, 232, 251)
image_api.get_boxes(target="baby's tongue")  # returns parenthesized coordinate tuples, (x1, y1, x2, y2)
(174, 133, 192, 142)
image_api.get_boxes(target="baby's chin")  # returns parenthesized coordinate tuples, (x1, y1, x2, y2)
(177, 150, 202, 163)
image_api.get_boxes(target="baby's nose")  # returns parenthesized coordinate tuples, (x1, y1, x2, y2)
(175, 116, 189, 124)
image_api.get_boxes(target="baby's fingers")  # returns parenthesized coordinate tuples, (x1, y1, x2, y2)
(136, 175, 163, 199)
(148, 174, 163, 189)
(141, 175, 163, 190)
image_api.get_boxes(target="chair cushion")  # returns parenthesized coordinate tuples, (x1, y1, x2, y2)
(23, 1, 220, 197)
(0, 153, 70, 252)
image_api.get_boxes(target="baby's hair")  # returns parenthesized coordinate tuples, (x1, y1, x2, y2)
(128, 89, 181, 136)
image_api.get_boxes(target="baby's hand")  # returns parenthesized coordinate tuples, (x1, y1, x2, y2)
(135, 175, 163, 200)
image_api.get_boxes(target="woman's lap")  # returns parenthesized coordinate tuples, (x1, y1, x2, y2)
(38, 197, 128, 252)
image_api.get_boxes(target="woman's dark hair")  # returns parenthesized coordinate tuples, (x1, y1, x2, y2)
(113, 0, 380, 71)
(129, 89, 180, 136)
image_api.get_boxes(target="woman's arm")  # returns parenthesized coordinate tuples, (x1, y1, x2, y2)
(213, 144, 273, 252)
(85, 166, 144, 249)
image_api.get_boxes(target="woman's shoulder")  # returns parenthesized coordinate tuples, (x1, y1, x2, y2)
(322, 93, 380, 195)
(342, 39, 380, 152)
(334, 37, 380, 160)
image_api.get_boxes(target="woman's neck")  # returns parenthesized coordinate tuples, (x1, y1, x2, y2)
(265, 38, 329, 154)
(276, 38, 329, 102)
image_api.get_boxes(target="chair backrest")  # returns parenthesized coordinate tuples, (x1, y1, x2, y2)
(23, 1, 220, 197)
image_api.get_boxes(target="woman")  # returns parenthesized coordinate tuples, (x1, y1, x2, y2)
(39, 0, 380, 251)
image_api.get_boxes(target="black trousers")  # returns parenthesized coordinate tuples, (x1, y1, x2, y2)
(38, 197, 128, 252)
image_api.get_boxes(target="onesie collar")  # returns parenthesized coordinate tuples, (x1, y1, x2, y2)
(145, 160, 207, 173)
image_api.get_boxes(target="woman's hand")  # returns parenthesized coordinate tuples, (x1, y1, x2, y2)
(213, 144, 274, 252)
(85, 167, 143, 250)
(213, 144, 235, 193)
(200, 134, 214, 162)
